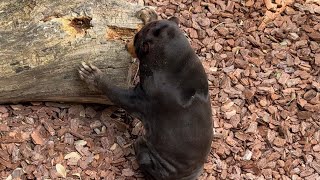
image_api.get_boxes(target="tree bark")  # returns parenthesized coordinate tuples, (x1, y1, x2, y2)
(0, 0, 144, 104)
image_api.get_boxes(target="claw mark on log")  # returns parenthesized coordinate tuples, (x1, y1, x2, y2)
(15, 66, 31, 73)
(41, 13, 63, 22)
(105, 26, 137, 40)
(10, 61, 19, 66)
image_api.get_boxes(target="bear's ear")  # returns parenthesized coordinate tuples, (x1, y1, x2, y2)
(168, 17, 179, 25)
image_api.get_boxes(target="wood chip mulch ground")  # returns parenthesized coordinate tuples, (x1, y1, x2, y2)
(1, 0, 320, 179)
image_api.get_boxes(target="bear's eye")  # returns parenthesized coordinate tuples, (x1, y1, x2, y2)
(153, 24, 168, 37)
(153, 28, 161, 37)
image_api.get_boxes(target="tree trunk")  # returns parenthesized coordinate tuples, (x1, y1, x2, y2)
(0, 0, 144, 104)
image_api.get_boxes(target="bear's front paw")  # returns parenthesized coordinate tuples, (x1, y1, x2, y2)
(136, 7, 158, 24)
(78, 62, 103, 88)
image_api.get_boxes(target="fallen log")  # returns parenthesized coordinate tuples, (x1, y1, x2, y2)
(0, 0, 144, 104)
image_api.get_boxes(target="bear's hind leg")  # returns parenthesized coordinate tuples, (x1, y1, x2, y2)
(134, 137, 170, 180)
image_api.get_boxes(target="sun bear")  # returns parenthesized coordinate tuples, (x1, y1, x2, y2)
(78, 8, 212, 180)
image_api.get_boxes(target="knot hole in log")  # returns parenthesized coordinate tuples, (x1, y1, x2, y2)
(70, 16, 93, 33)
